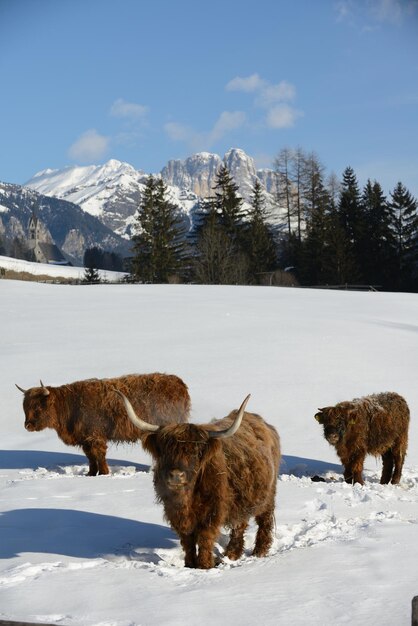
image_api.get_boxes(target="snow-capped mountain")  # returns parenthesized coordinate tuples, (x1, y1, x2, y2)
(25, 149, 282, 239)
(161, 152, 222, 197)
(26, 160, 147, 237)
(0, 182, 131, 264)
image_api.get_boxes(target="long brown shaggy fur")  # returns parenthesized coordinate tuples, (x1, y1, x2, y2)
(19, 373, 190, 475)
(315, 392, 410, 485)
(140, 410, 281, 569)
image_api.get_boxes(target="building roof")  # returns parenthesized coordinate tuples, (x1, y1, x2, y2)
(37, 242, 69, 264)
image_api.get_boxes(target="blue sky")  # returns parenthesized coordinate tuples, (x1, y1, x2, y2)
(1, 0, 417, 197)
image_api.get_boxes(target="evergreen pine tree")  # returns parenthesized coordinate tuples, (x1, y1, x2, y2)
(389, 182, 418, 290)
(320, 177, 356, 285)
(212, 164, 247, 241)
(245, 179, 277, 283)
(301, 175, 332, 284)
(83, 266, 101, 283)
(361, 180, 396, 288)
(131, 176, 186, 283)
(192, 165, 249, 284)
(337, 166, 365, 282)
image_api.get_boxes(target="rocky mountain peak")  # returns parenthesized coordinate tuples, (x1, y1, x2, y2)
(162, 152, 222, 197)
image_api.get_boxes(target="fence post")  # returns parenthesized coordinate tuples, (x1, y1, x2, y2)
(412, 596, 418, 626)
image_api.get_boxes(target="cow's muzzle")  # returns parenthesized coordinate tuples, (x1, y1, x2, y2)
(166, 469, 188, 489)
(326, 433, 339, 445)
(25, 421, 36, 431)
(324, 427, 340, 445)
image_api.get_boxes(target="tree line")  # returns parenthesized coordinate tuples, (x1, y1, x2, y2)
(130, 166, 278, 286)
(2, 147, 416, 291)
(129, 148, 418, 291)
(275, 148, 418, 291)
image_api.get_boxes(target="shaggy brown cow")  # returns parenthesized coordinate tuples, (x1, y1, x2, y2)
(16, 373, 190, 476)
(315, 392, 410, 485)
(117, 392, 281, 569)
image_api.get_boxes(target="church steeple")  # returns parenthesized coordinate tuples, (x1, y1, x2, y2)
(28, 210, 40, 250)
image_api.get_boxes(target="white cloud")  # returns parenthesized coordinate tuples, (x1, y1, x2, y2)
(334, 0, 418, 25)
(226, 74, 295, 105)
(110, 98, 148, 120)
(165, 73, 301, 150)
(226, 73, 266, 93)
(266, 104, 303, 129)
(164, 122, 195, 143)
(334, 0, 352, 22)
(367, 0, 418, 23)
(68, 129, 109, 162)
(225, 73, 302, 131)
(256, 81, 296, 107)
(164, 111, 246, 150)
(208, 111, 246, 143)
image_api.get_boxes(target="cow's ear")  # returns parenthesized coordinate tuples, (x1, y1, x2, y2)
(141, 432, 159, 459)
(202, 438, 222, 462)
(315, 407, 329, 423)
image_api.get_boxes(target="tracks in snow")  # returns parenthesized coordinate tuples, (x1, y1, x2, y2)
(1, 463, 417, 586)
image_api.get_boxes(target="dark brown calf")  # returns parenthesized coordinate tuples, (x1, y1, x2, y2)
(315, 392, 409, 485)
(16, 373, 190, 475)
(117, 392, 281, 569)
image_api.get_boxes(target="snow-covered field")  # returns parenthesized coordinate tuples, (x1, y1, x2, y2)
(1, 280, 417, 625)
(0, 254, 126, 282)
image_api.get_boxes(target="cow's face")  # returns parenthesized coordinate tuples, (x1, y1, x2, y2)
(22, 387, 54, 431)
(315, 402, 356, 446)
(143, 424, 220, 498)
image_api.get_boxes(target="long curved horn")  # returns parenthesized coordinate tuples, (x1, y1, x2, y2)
(208, 394, 251, 439)
(15, 384, 27, 394)
(115, 390, 159, 432)
(40, 380, 50, 396)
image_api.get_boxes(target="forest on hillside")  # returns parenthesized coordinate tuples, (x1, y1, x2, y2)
(128, 148, 418, 292)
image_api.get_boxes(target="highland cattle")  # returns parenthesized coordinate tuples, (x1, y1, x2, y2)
(315, 391, 409, 485)
(117, 392, 281, 569)
(16, 373, 190, 475)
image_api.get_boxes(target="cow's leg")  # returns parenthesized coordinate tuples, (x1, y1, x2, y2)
(196, 526, 220, 569)
(391, 441, 405, 485)
(350, 455, 365, 485)
(180, 532, 197, 568)
(82, 443, 99, 476)
(343, 454, 365, 485)
(95, 440, 109, 475)
(380, 450, 394, 484)
(224, 521, 248, 561)
(343, 466, 353, 483)
(82, 440, 109, 476)
(253, 507, 275, 557)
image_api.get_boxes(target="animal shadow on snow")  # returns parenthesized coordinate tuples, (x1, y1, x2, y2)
(281, 455, 342, 479)
(0, 508, 177, 559)
(0, 449, 149, 473)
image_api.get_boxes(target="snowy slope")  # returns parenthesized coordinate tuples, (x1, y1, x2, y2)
(0, 282, 417, 625)
(25, 160, 147, 236)
(27, 160, 141, 212)
(0, 254, 125, 282)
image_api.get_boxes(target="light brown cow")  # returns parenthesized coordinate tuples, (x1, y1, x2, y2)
(16, 373, 190, 475)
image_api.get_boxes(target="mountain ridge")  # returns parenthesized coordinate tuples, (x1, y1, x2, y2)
(25, 148, 284, 239)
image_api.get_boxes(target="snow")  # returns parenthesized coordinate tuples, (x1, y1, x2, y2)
(0, 255, 126, 282)
(1, 281, 417, 625)
(25, 160, 143, 220)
